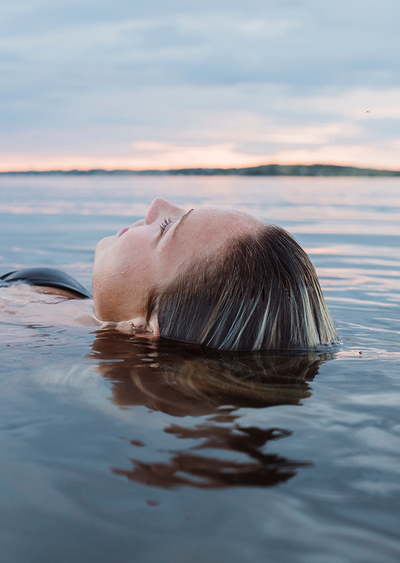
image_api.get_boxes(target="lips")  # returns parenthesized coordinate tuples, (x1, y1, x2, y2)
(117, 227, 129, 238)
(130, 219, 145, 229)
(117, 219, 145, 238)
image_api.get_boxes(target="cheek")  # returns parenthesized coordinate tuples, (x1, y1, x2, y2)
(92, 261, 138, 321)
(94, 235, 114, 260)
(93, 234, 139, 282)
(93, 240, 115, 293)
(92, 257, 116, 318)
(92, 238, 128, 318)
(92, 233, 155, 321)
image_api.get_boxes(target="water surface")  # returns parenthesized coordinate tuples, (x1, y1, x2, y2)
(1, 176, 400, 562)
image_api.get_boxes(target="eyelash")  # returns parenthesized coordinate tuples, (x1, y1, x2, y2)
(159, 218, 173, 235)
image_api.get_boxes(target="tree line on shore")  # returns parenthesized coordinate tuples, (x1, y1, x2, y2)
(2, 164, 400, 177)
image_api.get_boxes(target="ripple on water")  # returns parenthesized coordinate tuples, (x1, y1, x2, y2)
(0, 176, 400, 563)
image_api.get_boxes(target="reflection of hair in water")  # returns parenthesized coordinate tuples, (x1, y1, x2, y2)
(152, 353, 323, 411)
(90, 332, 334, 489)
(148, 224, 338, 351)
(91, 331, 333, 415)
(112, 425, 311, 489)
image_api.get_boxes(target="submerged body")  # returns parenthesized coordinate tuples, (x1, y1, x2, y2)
(0, 268, 95, 329)
(0, 268, 92, 299)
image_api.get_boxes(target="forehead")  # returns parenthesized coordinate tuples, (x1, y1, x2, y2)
(185, 207, 260, 233)
(169, 207, 262, 257)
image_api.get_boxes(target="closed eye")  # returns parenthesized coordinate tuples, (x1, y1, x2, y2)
(159, 209, 194, 240)
(159, 218, 173, 235)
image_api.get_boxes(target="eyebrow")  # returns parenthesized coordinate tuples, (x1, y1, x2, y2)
(171, 208, 194, 242)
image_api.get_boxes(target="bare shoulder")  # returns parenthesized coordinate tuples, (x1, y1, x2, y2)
(0, 284, 100, 328)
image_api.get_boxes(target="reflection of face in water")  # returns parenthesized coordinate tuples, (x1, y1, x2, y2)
(88, 330, 334, 489)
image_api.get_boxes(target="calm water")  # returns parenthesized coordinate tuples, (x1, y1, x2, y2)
(0, 176, 399, 563)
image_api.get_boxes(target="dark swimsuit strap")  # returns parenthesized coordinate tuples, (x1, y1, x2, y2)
(0, 268, 92, 299)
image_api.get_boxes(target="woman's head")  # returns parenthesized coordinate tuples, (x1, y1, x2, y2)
(92, 198, 261, 326)
(92, 197, 338, 351)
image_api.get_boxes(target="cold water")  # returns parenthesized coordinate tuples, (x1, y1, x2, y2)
(0, 176, 399, 563)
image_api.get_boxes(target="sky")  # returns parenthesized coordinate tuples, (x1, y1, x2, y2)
(1, 0, 399, 171)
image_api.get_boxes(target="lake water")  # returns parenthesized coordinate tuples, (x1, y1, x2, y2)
(0, 176, 399, 563)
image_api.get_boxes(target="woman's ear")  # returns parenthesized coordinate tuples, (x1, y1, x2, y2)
(115, 314, 160, 338)
(147, 313, 160, 337)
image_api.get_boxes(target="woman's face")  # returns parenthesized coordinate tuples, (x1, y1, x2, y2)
(92, 198, 261, 327)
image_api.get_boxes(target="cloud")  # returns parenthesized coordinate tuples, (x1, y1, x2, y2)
(0, 142, 263, 172)
(2, 2, 400, 93)
(2, 139, 399, 172)
(197, 121, 359, 145)
(271, 144, 400, 170)
(0, 0, 399, 169)
(129, 141, 263, 167)
(286, 88, 400, 119)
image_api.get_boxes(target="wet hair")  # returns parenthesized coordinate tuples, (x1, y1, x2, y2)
(147, 223, 338, 352)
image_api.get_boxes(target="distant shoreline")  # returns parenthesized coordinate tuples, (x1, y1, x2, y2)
(1, 164, 400, 177)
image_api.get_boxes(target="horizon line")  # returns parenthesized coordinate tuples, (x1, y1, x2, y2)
(1, 163, 400, 176)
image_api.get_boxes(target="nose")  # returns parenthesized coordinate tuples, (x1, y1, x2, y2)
(145, 198, 185, 224)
